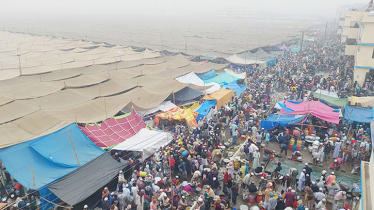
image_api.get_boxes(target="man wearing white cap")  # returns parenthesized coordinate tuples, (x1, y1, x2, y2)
(83, 204, 88, 210)
(179, 196, 188, 209)
(297, 169, 306, 191)
(314, 188, 325, 205)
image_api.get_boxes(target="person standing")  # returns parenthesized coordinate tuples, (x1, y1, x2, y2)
(256, 132, 262, 148)
(268, 193, 277, 210)
(333, 139, 342, 159)
(231, 183, 239, 206)
(265, 131, 270, 148)
(253, 149, 260, 170)
(284, 187, 295, 208)
(297, 169, 306, 192)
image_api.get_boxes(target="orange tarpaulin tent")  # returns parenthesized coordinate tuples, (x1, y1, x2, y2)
(154, 106, 198, 127)
(203, 88, 234, 108)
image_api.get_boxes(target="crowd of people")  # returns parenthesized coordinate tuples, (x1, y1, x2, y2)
(1, 25, 370, 210)
(90, 31, 369, 210)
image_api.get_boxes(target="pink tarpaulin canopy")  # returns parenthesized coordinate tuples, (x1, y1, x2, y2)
(79, 109, 147, 148)
(281, 100, 340, 124)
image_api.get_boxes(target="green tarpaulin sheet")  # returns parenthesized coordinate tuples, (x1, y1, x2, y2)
(312, 92, 348, 107)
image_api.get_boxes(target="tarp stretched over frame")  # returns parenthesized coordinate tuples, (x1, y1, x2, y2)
(222, 81, 247, 96)
(79, 109, 147, 148)
(112, 129, 173, 159)
(348, 97, 374, 107)
(196, 100, 216, 122)
(312, 92, 348, 107)
(154, 106, 198, 127)
(48, 152, 125, 206)
(261, 114, 306, 130)
(203, 88, 234, 109)
(280, 100, 340, 124)
(344, 106, 374, 123)
(0, 123, 104, 189)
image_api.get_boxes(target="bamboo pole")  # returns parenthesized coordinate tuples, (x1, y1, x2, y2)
(346, 109, 354, 138)
(68, 130, 81, 167)
(31, 165, 36, 189)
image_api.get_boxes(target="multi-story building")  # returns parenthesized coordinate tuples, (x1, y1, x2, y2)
(354, 12, 374, 86)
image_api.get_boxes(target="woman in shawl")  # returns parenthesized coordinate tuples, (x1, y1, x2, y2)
(326, 180, 340, 203)
(333, 191, 347, 209)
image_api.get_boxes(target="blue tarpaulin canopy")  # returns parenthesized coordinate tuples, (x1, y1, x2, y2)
(261, 114, 306, 130)
(0, 123, 104, 209)
(344, 106, 374, 123)
(196, 100, 216, 122)
(203, 73, 241, 85)
(198, 69, 216, 80)
(264, 57, 277, 67)
(222, 81, 247, 96)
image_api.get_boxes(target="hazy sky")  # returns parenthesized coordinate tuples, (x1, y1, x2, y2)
(0, 0, 368, 18)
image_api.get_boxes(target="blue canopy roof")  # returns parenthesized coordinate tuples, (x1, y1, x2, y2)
(198, 69, 216, 80)
(222, 81, 246, 96)
(0, 123, 104, 189)
(196, 100, 216, 122)
(261, 114, 306, 130)
(344, 106, 374, 123)
(203, 73, 241, 85)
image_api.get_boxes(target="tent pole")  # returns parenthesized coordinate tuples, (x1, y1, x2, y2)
(173, 92, 176, 105)
(346, 109, 354, 138)
(31, 165, 36, 189)
(68, 130, 81, 167)
(105, 99, 108, 119)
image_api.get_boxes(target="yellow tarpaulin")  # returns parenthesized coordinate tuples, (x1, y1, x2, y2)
(154, 106, 198, 127)
(183, 102, 199, 110)
(348, 96, 374, 107)
(203, 88, 234, 108)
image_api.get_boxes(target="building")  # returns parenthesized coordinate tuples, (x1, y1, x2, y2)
(354, 12, 374, 86)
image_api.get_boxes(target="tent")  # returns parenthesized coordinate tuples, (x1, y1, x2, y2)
(79, 109, 147, 148)
(261, 114, 306, 130)
(173, 87, 203, 102)
(311, 93, 348, 107)
(154, 106, 198, 127)
(175, 72, 220, 94)
(203, 73, 241, 85)
(264, 57, 277, 67)
(203, 88, 234, 109)
(48, 152, 126, 206)
(278, 42, 290, 51)
(280, 100, 340, 124)
(196, 100, 216, 122)
(348, 97, 374, 107)
(121, 101, 176, 117)
(0, 124, 104, 210)
(198, 69, 216, 80)
(222, 81, 247, 96)
(344, 106, 374, 123)
(314, 89, 339, 98)
(224, 69, 246, 79)
(112, 129, 173, 159)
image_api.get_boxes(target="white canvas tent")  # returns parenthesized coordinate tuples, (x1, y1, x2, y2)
(112, 128, 173, 160)
(175, 72, 220, 94)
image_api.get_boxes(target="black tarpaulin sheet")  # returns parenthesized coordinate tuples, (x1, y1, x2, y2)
(48, 152, 126, 206)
